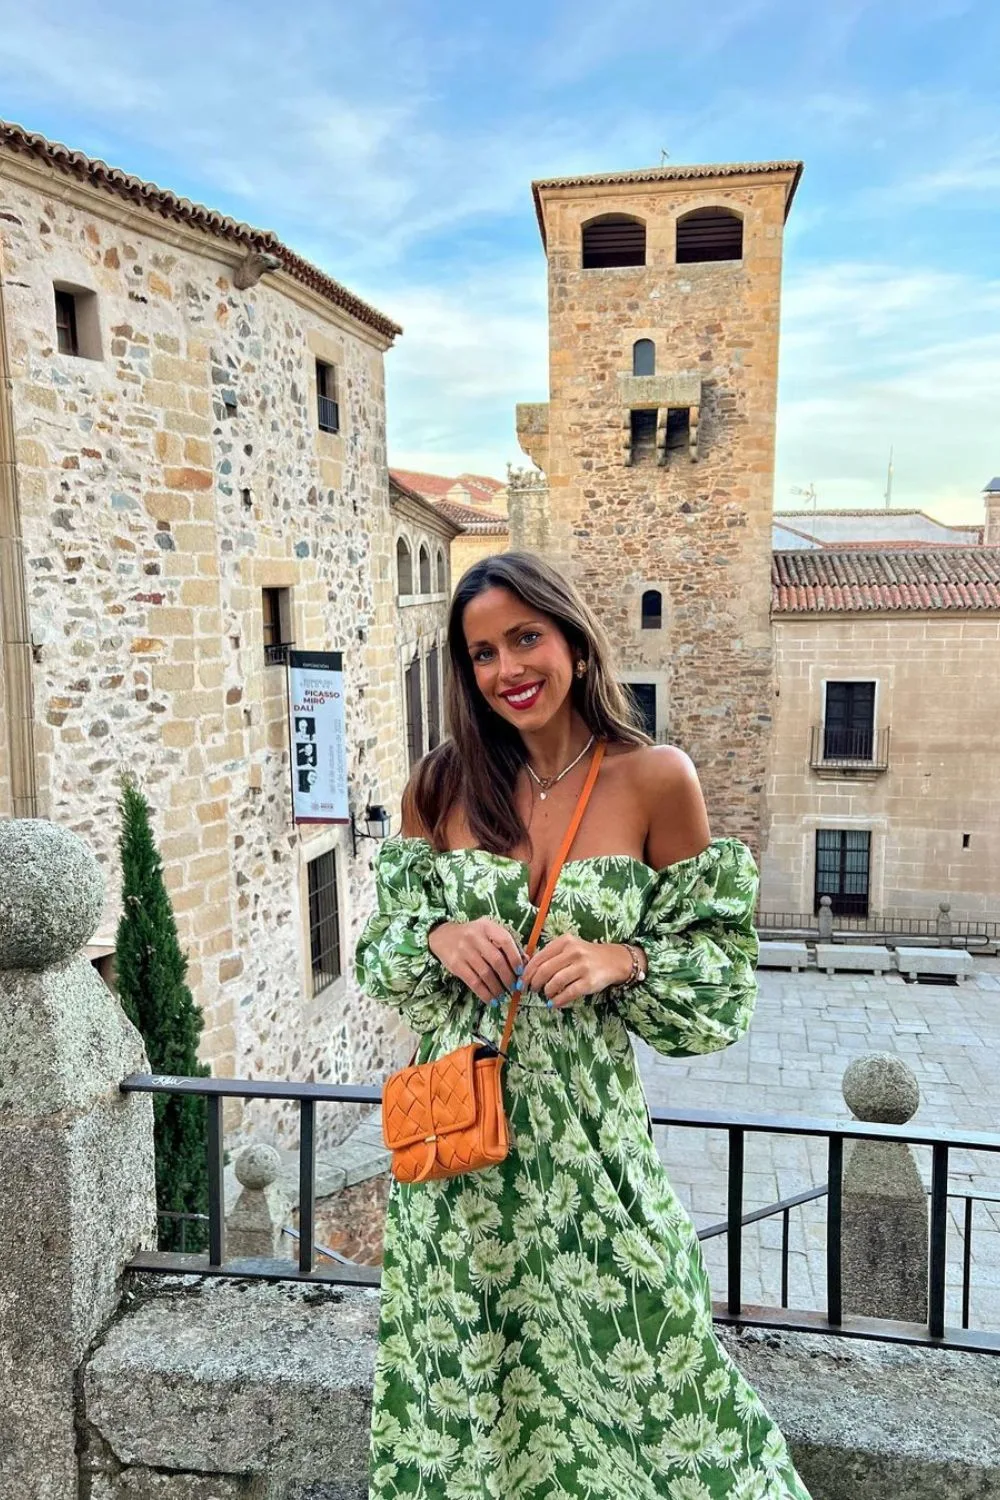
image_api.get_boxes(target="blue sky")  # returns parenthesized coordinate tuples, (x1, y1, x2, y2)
(1, 0, 998, 522)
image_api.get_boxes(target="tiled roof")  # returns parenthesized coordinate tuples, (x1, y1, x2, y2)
(436, 499, 509, 535)
(0, 119, 400, 340)
(772, 548, 1000, 614)
(532, 160, 803, 244)
(388, 474, 461, 536)
(389, 468, 457, 500)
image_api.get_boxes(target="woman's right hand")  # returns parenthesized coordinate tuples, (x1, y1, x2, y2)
(428, 919, 524, 1005)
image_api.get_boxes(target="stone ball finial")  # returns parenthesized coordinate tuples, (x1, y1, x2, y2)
(0, 820, 105, 971)
(235, 1142, 282, 1191)
(842, 1053, 920, 1125)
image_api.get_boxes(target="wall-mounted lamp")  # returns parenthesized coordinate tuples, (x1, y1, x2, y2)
(351, 802, 391, 858)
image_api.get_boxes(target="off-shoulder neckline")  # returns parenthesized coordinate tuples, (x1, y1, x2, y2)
(387, 835, 740, 880)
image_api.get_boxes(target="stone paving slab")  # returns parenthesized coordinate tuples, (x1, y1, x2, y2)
(639, 956, 1000, 1332)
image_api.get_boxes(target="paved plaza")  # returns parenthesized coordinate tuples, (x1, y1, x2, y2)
(640, 957, 1000, 1331)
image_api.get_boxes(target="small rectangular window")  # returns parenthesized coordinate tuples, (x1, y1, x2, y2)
(625, 682, 657, 738)
(316, 360, 339, 433)
(262, 587, 292, 665)
(629, 409, 658, 465)
(666, 407, 691, 453)
(53, 284, 101, 359)
(815, 829, 870, 917)
(55, 290, 79, 355)
(307, 849, 341, 994)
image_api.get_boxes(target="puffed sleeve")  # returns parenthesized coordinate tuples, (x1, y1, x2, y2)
(614, 838, 759, 1058)
(354, 837, 464, 1034)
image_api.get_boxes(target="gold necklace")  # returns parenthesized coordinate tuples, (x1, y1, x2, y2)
(524, 735, 596, 801)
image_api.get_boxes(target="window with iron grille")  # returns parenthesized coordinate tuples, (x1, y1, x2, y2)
(316, 360, 339, 433)
(582, 215, 646, 269)
(629, 409, 658, 464)
(641, 589, 662, 630)
(824, 681, 875, 761)
(676, 208, 744, 264)
(55, 290, 79, 355)
(262, 587, 291, 665)
(427, 645, 441, 751)
(307, 849, 341, 994)
(405, 654, 424, 768)
(632, 339, 655, 377)
(815, 829, 871, 917)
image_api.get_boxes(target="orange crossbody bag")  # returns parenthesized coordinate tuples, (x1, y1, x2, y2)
(382, 742, 606, 1184)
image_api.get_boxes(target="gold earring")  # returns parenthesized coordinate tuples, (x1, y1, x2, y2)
(575, 659, 588, 678)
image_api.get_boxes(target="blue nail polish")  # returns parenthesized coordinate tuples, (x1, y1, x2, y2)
(515, 964, 524, 976)
(546, 999, 554, 1009)
(514, 978, 523, 992)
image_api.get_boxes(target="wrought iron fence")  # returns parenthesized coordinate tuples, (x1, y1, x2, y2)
(122, 1073, 1000, 1354)
(755, 911, 999, 946)
(809, 724, 890, 771)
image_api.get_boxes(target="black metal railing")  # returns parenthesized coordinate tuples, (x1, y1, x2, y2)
(810, 724, 890, 771)
(317, 394, 339, 434)
(755, 911, 999, 946)
(263, 641, 292, 667)
(121, 1074, 1000, 1353)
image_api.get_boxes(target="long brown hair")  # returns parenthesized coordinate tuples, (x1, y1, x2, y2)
(406, 551, 649, 853)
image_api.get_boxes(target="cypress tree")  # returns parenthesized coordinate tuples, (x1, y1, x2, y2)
(115, 776, 210, 1251)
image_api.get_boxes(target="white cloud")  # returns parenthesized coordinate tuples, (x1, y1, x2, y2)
(777, 261, 1000, 522)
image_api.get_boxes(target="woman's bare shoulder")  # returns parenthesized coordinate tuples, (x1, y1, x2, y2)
(611, 743, 711, 866)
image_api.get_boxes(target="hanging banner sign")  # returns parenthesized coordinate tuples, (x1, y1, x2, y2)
(288, 650, 348, 824)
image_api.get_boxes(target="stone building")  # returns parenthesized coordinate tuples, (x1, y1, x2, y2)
(390, 466, 509, 578)
(513, 160, 803, 849)
(0, 120, 414, 1104)
(388, 473, 460, 767)
(764, 514, 1000, 922)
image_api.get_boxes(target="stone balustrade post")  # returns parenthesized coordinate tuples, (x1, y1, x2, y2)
(0, 820, 156, 1499)
(817, 895, 834, 942)
(841, 1053, 928, 1323)
(937, 902, 953, 948)
(226, 1144, 289, 1260)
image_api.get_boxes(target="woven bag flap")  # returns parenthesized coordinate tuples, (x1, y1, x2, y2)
(382, 1043, 478, 1150)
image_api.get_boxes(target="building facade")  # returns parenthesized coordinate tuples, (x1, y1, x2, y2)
(389, 474, 459, 769)
(389, 467, 509, 580)
(764, 539, 1000, 923)
(512, 161, 802, 849)
(0, 121, 413, 1111)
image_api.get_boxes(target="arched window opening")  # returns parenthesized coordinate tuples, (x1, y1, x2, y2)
(396, 537, 413, 596)
(641, 589, 663, 630)
(436, 548, 447, 594)
(418, 543, 431, 594)
(676, 208, 743, 264)
(582, 214, 646, 269)
(632, 339, 655, 377)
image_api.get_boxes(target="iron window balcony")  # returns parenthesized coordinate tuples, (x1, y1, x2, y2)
(317, 394, 339, 434)
(810, 724, 890, 774)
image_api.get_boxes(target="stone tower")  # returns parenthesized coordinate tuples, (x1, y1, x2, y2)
(514, 161, 801, 849)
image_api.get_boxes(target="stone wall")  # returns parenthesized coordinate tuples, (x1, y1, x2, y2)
(0, 151, 410, 1119)
(513, 167, 798, 851)
(389, 485, 455, 772)
(764, 613, 1000, 918)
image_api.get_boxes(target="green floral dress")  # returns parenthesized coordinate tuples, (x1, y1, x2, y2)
(356, 837, 811, 1500)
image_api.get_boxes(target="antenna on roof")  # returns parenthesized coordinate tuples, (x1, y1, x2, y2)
(883, 445, 894, 510)
(660, 148, 670, 166)
(791, 483, 818, 513)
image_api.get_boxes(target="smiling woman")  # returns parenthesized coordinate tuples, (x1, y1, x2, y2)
(355, 551, 813, 1500)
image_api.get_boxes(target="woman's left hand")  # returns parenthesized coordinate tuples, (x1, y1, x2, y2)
(520, 936, 633, 1009)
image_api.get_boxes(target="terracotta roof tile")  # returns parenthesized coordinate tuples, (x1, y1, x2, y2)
(388, 468, 457, 500)
(436, 499, 509, 535)
(0, 119, 400, 340)
(772, 548, 1000, 614)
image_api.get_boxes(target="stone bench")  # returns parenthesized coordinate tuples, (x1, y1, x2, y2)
(815, 943, 894, 976)
(895, 947, 975, 985)
(758, 941, 810, 973)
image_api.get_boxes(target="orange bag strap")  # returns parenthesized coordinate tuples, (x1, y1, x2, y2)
(497, 740, 606, 1058)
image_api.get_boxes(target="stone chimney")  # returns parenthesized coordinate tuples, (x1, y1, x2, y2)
(985, 477, 1000, 546)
